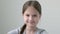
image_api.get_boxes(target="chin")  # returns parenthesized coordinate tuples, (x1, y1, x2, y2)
(28, 24, 35, 27)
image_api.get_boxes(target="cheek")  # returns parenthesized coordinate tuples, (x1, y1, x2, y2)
(24, 16, 28, 23)
(34, 17, 40, 23)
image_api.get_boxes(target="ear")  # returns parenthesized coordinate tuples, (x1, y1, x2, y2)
(22, 14, 24, 16)
(39, 15, 41, 19)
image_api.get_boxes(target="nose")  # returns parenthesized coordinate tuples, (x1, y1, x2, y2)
(29, 16, 33, 21)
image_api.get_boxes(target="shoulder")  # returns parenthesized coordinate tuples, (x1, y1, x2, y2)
(7, 27, 21, 34)
(37, 28, 48, 34)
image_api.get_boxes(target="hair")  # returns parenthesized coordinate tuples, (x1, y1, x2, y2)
(20, 0, 41, 34)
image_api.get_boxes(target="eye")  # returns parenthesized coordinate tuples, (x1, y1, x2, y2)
(33, 15, 37, 17)
(26, 14, 29, 17)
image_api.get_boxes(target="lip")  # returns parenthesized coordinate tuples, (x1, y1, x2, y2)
(30, 22, 35, 24)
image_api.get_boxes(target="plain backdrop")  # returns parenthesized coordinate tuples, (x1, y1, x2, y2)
(0, 0, 60, 34)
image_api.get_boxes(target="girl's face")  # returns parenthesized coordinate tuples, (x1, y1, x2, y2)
(23, 6, 41, 27)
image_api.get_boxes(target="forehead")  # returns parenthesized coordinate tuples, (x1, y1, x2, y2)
(24, 6, 39, 14)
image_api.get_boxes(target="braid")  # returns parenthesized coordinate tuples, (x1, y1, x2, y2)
(20, 24, 26, 34)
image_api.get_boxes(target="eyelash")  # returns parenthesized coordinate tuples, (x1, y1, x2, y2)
(33, 15, 37, 17)
(26, 15, 37, 17)
(26, 15, 29, 17)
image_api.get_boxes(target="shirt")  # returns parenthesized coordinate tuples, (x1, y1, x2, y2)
(7, 27, 48, 34)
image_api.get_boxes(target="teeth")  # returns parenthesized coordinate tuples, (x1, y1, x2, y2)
(30, 22, 34, 23)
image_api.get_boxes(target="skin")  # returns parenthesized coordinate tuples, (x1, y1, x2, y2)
(22, 6, 41, 34)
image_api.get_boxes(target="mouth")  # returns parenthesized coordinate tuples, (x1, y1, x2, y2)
(29, 22, 35, 24)
(27, 21, 35, 24)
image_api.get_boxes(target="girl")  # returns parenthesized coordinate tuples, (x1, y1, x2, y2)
(8, 0, 47, 34)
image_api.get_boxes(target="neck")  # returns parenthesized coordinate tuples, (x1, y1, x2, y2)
(25, 26, 37, 32)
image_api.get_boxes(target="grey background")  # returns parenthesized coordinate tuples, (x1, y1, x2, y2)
(0, 0, 60, 34)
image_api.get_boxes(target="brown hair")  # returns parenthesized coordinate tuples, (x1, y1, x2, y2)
(20, 0, 41, 34)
